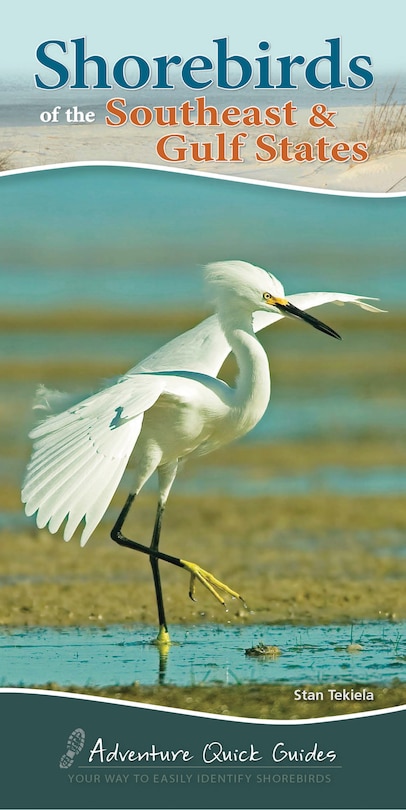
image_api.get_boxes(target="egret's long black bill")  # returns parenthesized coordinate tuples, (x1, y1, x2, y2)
(277, 301, 342, 340)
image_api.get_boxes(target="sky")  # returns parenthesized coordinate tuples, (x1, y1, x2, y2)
(2, 0, 405, 80)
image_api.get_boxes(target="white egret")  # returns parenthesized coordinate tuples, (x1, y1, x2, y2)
(22, 261, 383, 642)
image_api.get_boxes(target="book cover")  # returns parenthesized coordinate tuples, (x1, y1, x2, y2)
(0, 3, 405, 808)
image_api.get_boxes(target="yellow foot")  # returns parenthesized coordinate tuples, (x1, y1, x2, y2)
(151, 625, 171, 647)
(180, 558, 246, 608)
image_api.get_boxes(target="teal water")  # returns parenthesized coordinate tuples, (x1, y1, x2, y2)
(0, 623, 404, 688)
(0, 165, 405, 309)
(176, 465, 406, 496)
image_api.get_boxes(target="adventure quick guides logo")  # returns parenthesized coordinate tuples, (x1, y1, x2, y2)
(61, 726, 337, 788)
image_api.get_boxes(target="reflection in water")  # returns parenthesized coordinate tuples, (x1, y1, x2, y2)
(151, 631, 172, 685)
(0, 622, 405, 688)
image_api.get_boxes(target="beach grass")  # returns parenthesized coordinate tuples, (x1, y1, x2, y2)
(0, 151, 13, 171)
(359, 85, 406, 156)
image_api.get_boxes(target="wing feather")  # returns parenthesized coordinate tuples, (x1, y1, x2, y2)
(22, 375, 164, 543)
(35, 454, 102, 530)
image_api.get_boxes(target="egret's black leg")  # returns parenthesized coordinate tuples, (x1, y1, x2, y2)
(111, 494, 180, 644)
(111, 493, 245, 624)
(111, 493, 135, 535)
(149, 503, 168, 637)
(110, 493, 184, 570)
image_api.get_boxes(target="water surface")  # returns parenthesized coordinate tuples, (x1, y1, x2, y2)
(1, 622, 404, 688)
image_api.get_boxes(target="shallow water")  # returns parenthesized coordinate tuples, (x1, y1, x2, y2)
(176, 464, 406, 496)
(1, 168, 405, 309)
(1, 622, 405, 688)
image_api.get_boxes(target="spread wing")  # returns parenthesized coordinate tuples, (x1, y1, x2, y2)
(22, 375, 165, 545)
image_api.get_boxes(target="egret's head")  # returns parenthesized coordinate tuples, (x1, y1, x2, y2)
(204, 260, 341, 339)
(205, 260, 285, 310)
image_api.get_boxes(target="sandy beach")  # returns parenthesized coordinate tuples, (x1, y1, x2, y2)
(1, 104, 405, 192)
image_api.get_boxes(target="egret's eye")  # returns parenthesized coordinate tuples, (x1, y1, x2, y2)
(263, 292, 273, 302)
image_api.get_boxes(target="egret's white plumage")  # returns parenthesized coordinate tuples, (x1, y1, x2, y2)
(22, 260, 383, 634)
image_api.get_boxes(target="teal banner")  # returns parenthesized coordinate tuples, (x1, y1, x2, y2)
(0, 689, 404, 809)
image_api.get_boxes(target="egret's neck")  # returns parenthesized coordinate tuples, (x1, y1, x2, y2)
(218, 305, 271, 431)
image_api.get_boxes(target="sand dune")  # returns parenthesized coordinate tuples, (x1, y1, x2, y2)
(1, 104, 405, 192)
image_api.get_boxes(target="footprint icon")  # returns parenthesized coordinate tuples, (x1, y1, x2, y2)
(59, 728, 86, 769)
